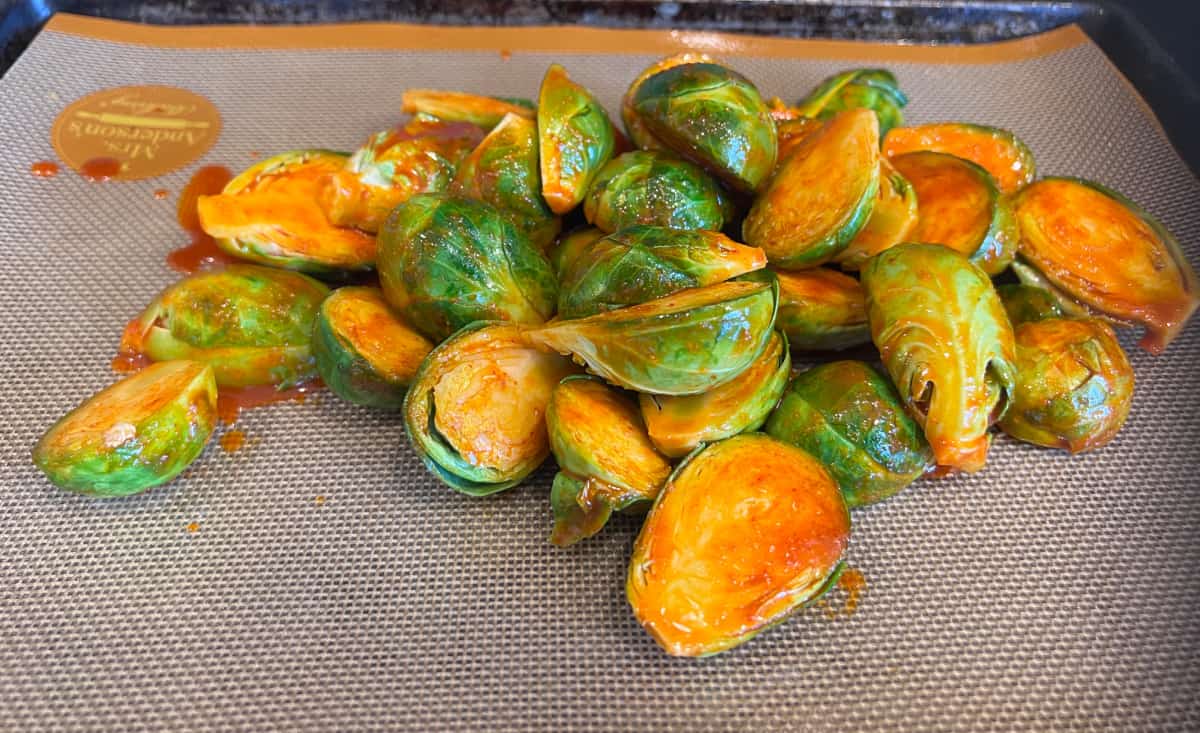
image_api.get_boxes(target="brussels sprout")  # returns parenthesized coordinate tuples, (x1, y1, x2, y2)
(452, 113, 560, 251)
(765, 360, 933, 507)
(32, 361, 217, 497)
(861, 244, 1016, 473)
(834, 159, 919, 271)
(999, 318, 1134, 453)
(622, 53, 716, 152)
(996, 283, 1066, 326)
(1009, 261, 1096, 322)
(197, 150, 377, 274)
(627, 433, 849, 657)
(743, 109, 880, 269)
(631, 62, 777, 193)
(527, 279, 778, 395)
(403, 322, 574, 495)
(775, 116, 824, 163)
(890, 151, 1018, 276)
(548, 227, 605, 279)
(121, 265, 330, 388)
(311, 286, 433, 409)
(1013, 177, 1200, 354)
(883, 122, 1035, 195)
(557, 226, 767, 319)
(639, 330, 789, 458)
(796, 68, 908, 136)
(583, 151, 726, 233)
(318, 118, 483, 233)
(773, 267, 870, 351)
(377, 194, 558, 343)
(400, 89, 535, 129)
(538, 64, 616, 215)
(546, 375, 672, 545)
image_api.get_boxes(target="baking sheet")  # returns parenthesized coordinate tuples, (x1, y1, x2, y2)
(0, 15, 1197, 730)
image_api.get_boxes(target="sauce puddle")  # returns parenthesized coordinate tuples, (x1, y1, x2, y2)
(216, 380, 322, 424)
(31, 161, 59, 178)
(166, 164, 237, 274)
(80, 157, 122, 181)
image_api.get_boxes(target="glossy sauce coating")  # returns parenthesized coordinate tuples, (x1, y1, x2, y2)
(884, 122, 1035, 194)
(324, 287, 432, 383)
(892, 152, 990, 254)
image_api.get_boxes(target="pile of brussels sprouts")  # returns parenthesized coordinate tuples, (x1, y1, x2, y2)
(33, 59, 1198, 657)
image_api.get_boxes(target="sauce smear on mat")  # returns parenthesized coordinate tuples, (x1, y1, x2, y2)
(30, 161, 59, 178)
(166, 165, 237, 274)
(219, 429, 246, 453)
(79, 157, 122, 181)
(217, 380, 322, 423)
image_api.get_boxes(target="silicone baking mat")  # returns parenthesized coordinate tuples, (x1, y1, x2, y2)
(1, 15, 1197, 730)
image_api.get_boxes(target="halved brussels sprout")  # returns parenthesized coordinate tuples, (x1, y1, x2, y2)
(627, 433, 849, 657)
(743, 109, 880, 269)
(834, 159, 919, 271)
(32, 360, 217, 497)
(451, 112, 560, 251)
(557, 226, 767, 319)
(999, 318, 1134, 453)
(883, 122, 1035, 194)
(631, 62, 777, 193)
(311, 286, 433, 409)
(526, 279, 778, 396)
(546, 375, 672, 545)
(996, 283, 1066, 326)
(890, 151, 1018, 276)
(639, 330, 789, 458)
(538, 64, 616, 215)
(318, 118, 483, 233)
(796, 68, 907, 136)
(773, 268, 871, 351)
(1013, 177, 1199, 354)
(861, 243, 1016, 473)
(377, 194, 558, 343)
(774, 116, 824, 163)
(1010, 260, 1097, 322)
(622, 53, 716, 152)
(401, 89, 535, 129)
(583, 151, 726, 233)
(197, 150, 377, 274)
(548, 227, 605, 279)
(121, 265, 330, 388)
(765, 360, 933, 507)
(403, 322, 574, 495)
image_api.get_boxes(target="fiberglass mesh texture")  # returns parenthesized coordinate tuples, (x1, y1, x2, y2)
(0, 26, 1197, 731)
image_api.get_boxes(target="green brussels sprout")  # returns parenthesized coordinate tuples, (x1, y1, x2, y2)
(834, 159, 919, 271)
(311, 286, 433, 409)
(999, 318, 1135, 453)
(1013, 177, 1199, 354)
(377, 193, 558, 343)
(318, 118, 483, 233)
(452, 112, 561, 251)
(526, 279, 778, 396)
(631, 62, 777, 193)
(1009, 260, 1096, 322)
(861, 243, 1016, 473)
(884, 122, 1035, 195)
(401, 89, 535, 129)
(996, 283, 1066, 326)
(765, 360, 933, 508)
(197, 150, 377, 274)
(796, 68, 908, 136)
(32, 360, 217, 497)
(627, 433, 849, 657)
(583, 151, 726, 233)
(546, 375, 672, 546)
(557, 226, 767, 319)
(547, 227, 605, 279)
(743, 109, 880, 269)
(890, 151, 1018, 276)
(538, 64, 616, 215)
(403, 322, 575, 495)
(121, 265, 330, 388)
(773, 268, 871, 351)
(622, 53, 716, 151)
(639, 330, 789, 458)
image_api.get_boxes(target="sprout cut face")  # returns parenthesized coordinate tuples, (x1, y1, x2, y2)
(883, 122, 1035, 195)
(538, 64, 616, 215)
(834, 159, 919, 271)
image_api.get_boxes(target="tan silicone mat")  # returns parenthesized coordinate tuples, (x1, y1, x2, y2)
(0, 14, 1197, 731)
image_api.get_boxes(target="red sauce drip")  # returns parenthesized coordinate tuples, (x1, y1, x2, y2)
(924, 464, 956, 479)
(186, 522, 201, 533)
(166, 165, 238, 274)
(217, 380, 322, 424)
(219, 429, 246, 453)
(111, 351, 152, 373)
(499, 48, 512, 61)
(249, 150, 261, 159)
(838, 568, 867, 616)
(79, 157, 122, 182)
(314, 495, 327, 506)
(153, 188, 169, 200)
(31, 161, 59, 178)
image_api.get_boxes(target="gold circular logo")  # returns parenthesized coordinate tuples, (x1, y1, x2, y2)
(52, 85, 222, 181)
